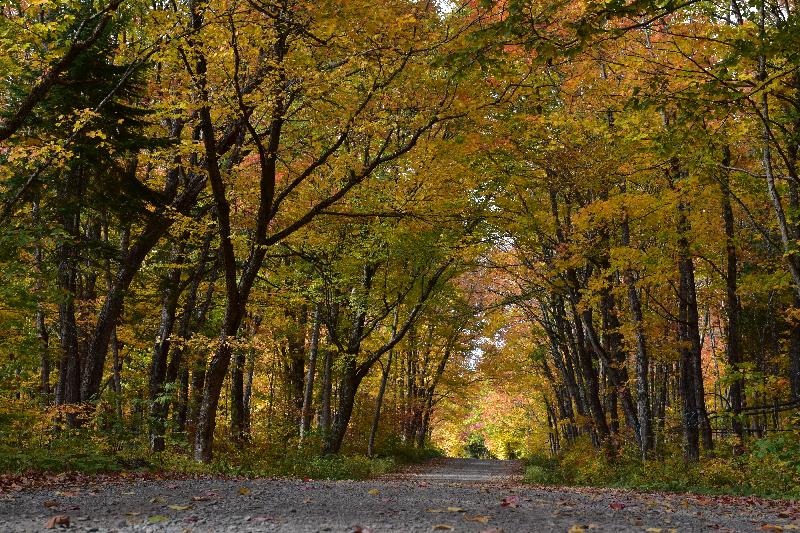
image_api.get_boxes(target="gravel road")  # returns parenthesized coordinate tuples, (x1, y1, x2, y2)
(0, 458, 796, 532)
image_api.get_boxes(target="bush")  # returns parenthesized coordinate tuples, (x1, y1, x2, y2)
(0, 405, 433, 481)
(522, 434, 800, 498)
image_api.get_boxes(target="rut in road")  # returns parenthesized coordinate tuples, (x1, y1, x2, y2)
(0, 458, 791, 532)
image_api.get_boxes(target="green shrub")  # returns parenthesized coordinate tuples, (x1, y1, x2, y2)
(523, 434, 800, 498)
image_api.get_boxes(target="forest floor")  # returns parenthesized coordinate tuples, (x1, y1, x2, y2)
(0, 457, 798, 532)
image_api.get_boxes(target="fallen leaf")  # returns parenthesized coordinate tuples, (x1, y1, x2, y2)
(191, 495, 211, 501)
(479, 529, 504, 533)
(761, 526, 784, 532)
(568, 526, 586, 533)
(125, 511, 141, 516)
(238, 487, 251, 496)
(149, 496, 166, 504)
(447, 506, 465, 512)
(466, 514, 490, 523)
(609, 502, 625, 510)
(432, 525, 454, 531)
(148, 515, 168, 524)
(367, 488, 380, 495)
(353, 527, 373, 533)
(168, 504, 192, 511)
(45, 515, 70, 529)
(42, 500, 58, 508)
(500, 495, 519, 508)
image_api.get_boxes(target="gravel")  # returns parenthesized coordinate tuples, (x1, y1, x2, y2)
(0, 458, 793, 532)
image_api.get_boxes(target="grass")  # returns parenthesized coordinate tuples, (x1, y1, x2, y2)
(523, 435, 800, 499)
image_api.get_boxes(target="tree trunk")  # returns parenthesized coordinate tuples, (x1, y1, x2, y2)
(55, 168, 82, 427)
(193, 300, 245, 462)
(318, 345, 333, 442)
(621, 206, 653, 457)
(149, 243, 185, 452)
(721, 145, 744, 440)
(287, 306, 308, 427)
(569, 299, 610, 441)
(32, 197, 51, 400)
(300, 303, 321, 441)
(677, 202, 713, 452)
(324, 354, 360, 454)
(230, 346, 246, 442)
(368, 350, 393, 457)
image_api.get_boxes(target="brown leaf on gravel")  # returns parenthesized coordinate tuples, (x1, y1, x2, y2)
(465, 514, 490, 523)
(479, 528, 505, 533)
(42, 499, 59, 508)
(353, 526, 373, 533)
(238, 487, 251, 496)
(761, 525, 784, 532)
(609, 502, 626, 510)
(500, 495, 519, 508)
(45, 515, 70, 529)
(432, 525, 454, 531)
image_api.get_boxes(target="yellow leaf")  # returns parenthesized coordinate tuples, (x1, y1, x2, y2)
(367, 489, 380, 495)
(238, 487, 251, 496)
(168, 504, 192, 511)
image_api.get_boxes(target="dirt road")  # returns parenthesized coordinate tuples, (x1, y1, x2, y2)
(0, 458, 793, 532)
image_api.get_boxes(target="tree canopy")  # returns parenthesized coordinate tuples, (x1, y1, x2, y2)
(2, 0, 800, 487)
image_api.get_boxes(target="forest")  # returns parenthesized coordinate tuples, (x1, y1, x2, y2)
(2, 0, 800, 500)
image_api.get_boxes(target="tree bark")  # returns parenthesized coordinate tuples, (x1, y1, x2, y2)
(721, 145, 744, 440)
(300, 303, 321, 441)
(318, 345, 333, 442)
(149, 242, 185, 452)
(621, 205, 653, 457)
(55, 168, 83, 427)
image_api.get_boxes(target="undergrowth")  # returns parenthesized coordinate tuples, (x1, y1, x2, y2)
(524, 435, 800, 499)
(0, 403, 441, 480)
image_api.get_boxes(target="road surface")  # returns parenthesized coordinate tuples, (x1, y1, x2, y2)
(0, 458, 793, 531)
